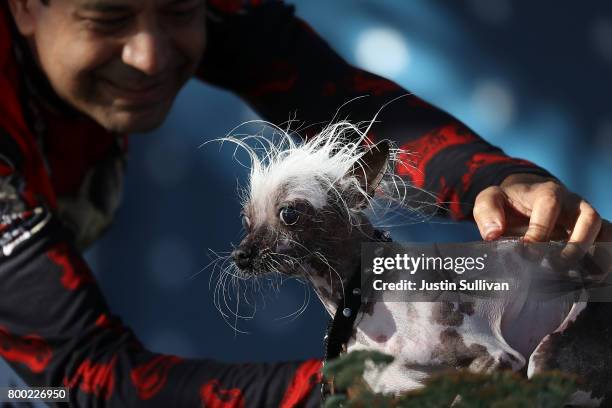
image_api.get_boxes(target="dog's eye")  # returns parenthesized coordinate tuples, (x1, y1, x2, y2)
(279, 206, 299, 226)
(241, 215, 251, 231)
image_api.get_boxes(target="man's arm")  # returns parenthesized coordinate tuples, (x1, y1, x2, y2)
(197, 0, 609, 245)
(197, 1, 551, 220)
(0, 128, 322, 407)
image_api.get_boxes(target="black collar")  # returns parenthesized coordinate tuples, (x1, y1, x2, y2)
(321, 229, 391, 396)
(323, 260, 363, 361)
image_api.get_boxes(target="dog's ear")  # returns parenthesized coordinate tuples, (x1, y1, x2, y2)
(349, 140, 390, 201)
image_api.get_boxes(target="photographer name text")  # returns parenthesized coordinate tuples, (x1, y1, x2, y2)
(373, 279, 509, 291)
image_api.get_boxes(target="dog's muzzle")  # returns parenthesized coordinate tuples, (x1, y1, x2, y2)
(232, 245, 255, 269)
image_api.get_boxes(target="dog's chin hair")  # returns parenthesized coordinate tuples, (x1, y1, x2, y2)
(205, 251, 312, 333)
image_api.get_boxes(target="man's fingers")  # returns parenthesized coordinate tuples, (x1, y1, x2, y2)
(568, 201, 602, 246)
(473, 186, 506, 241)
(524, 183, 563, 242)
(560, 201, 601, 261)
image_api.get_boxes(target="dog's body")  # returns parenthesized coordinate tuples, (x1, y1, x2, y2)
(314, 252, 612, 406)
(222, 123, 612, 406)
(309, 242, 584, 395)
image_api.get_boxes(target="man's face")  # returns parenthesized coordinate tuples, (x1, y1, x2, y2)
(9, 0, 206, 133)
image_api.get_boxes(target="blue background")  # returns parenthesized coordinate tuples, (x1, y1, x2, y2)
(2, 0, 611, 392)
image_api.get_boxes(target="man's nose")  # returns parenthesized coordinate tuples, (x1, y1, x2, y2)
(122, 28, 170, 76)
(232, 246, 253, 269)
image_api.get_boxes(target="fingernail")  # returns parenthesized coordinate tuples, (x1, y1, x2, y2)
(484, 222, 501, 241)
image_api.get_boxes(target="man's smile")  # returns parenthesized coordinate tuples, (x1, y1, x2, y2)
(98, 75, 174, 108)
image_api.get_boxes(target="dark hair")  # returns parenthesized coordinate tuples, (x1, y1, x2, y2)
(41, 0, 49, 4)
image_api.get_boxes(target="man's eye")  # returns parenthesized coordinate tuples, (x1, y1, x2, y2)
(87, 16, 131, 30)
(279, 207, 299, 226)
(165, 3, 202, 20)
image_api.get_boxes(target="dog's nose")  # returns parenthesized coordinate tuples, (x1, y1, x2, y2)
(232, 247, 252, 269)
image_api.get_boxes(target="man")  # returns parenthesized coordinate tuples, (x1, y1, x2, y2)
(0, 0, 609, 406)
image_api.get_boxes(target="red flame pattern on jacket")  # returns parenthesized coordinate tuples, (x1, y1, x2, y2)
(47, 243, 93, 290)
(131, 355, 182, 400)
(64, 355, 118, 400)
(280, 360, 322, 408)
(396, 123, 477, 188)
(200, 379, 245, 408)
(0, 326, 52, 373)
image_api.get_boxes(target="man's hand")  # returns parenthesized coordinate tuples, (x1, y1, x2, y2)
(473, 173, 612, 246)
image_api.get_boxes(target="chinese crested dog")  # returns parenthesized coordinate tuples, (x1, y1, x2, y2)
(210, 121, 612, 406)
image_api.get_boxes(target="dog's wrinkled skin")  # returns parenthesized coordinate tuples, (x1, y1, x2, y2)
(230, 135, 612, 406)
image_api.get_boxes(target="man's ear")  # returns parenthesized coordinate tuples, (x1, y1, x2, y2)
(8, 0, 38, 37)
(349, 140, 390, 199)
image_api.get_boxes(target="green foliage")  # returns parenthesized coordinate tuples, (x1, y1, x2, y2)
(324, 350, 394, 390)
(322, 350, 578, 408)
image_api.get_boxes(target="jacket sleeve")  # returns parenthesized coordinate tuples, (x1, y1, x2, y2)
(197, 0, 555, 220)
(0, 127, 322, 407)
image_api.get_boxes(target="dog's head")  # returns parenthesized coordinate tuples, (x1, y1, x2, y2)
(229, 123, 394, 278)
